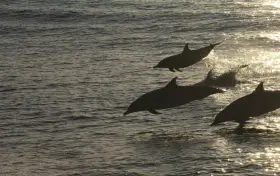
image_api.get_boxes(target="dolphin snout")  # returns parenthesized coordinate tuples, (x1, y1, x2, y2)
(123, 110, 129, 116)
(240, 64, 249, 69)
(210, 122, 216, 126)
(211, 121, 224, 126)
(218, 88, 226, 93)
(210, 41, 223, 48)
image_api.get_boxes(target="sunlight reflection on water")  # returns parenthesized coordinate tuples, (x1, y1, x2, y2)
(263, 1, 280, 8)
(248, 147, 280, 173)
(259, 31, 280, 42)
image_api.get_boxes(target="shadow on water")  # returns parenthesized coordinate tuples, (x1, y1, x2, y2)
(127, 129, 240, 175)
(128, 129, 214, 158)
(212, 125, 280, 148)
(213, 127, 277, 136)
(131, 130, 194, 146)
(129, 131, 199, 159)
(211, 125, 280, 174)
(129, 125, 280, 152)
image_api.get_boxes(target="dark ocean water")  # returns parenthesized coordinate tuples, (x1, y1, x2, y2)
(1, 0, 280, 175)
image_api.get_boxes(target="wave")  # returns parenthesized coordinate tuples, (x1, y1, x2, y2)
(1, 25, 61, 36)
(0, 8, 90, 22)
(0, 87, 17, 92)
(45, 82, 74, 89)
(63, 115, 93, 121)
(1, 5, 279, 40)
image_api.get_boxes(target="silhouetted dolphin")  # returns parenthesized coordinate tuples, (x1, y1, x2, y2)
(194, 64, 249, 87)
(211, 82, 280, 129)
(124, 77, 224, 115)
(153, 42, 222, 72)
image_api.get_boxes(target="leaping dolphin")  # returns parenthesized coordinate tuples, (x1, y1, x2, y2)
(194, 64, 249, 87)
(124, 77, 224, 115)
(211, 82, 280, 129)
(153, 42, 223, 72)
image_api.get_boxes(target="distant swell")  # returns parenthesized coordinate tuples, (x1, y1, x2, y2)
(64, 115, 93, 121)
(0, 8, 89, 22)
(0, 88, 17, 93)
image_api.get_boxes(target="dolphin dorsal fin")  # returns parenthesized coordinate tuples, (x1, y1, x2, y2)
(182, 43, 190, 53)
(206, 69, 214, 80)
(166, 77, 178, 88)
(253, 82, 264, 93)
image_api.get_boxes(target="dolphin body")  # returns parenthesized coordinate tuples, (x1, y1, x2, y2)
(153, 42, 222, 72)
(194, 65, 249, 88)
(124, 77, 224, 115)
(211, 82, 280, 129)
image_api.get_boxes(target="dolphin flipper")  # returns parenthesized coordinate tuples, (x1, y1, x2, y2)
(175, 68, 182, 72)
(169, 68, 175, 72)
(148, 109, 162, 115)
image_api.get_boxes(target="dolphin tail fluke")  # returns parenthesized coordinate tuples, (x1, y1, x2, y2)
(148, 109, 161, 115)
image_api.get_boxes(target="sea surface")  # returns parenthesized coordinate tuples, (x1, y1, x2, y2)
(1, 0, 280, 175)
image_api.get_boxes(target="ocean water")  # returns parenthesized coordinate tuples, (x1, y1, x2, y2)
(1, 0, 280, 175)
